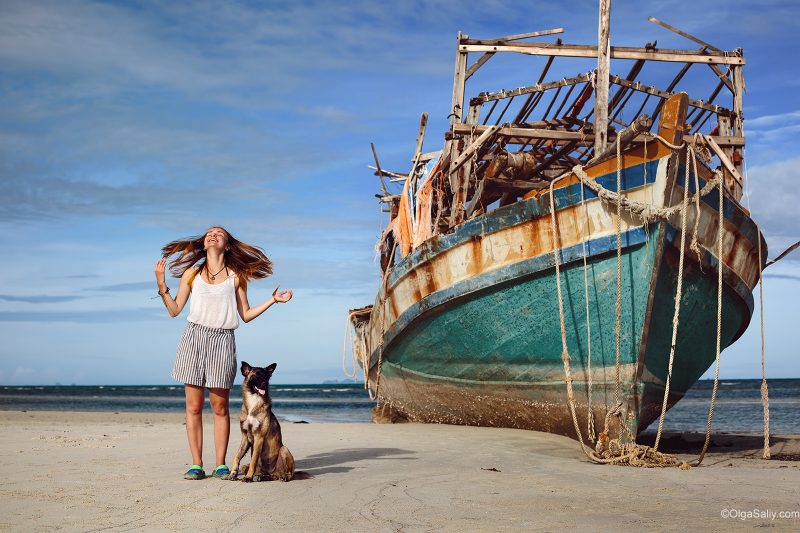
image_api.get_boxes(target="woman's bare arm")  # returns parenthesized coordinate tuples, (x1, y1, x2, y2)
(154, 259, 192, 317)
(235, 279, 292, 323)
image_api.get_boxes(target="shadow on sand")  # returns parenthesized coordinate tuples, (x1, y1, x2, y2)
(299, 447, 416, 476)
(638, 430, 800, 460)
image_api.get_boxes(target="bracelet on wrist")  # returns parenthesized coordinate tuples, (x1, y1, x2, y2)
(158, 286, 170, 297)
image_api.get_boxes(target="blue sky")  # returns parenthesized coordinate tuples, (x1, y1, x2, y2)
(1, 0, 798, 385)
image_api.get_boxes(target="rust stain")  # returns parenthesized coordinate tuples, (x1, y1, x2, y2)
(467, 236, 483, 277)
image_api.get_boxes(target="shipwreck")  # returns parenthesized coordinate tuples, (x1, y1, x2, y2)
(348, 9, 779, 464)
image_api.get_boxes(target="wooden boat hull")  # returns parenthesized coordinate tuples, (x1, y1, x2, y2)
(361, 150, 765, 439)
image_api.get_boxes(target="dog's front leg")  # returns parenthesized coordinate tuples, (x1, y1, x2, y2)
(228, 433, 251, 481)
(242, 435, 264, 482)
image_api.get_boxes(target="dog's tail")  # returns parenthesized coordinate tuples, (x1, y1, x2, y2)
(291, 471, 313, 480)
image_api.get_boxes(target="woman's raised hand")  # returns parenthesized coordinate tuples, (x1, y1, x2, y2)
(272, 286, 293, 304)
(154, 258, 167, 286)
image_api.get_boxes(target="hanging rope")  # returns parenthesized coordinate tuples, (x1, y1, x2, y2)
(653, 147, 693, 451)
(613, 136, 623, 410)
(579, 166, 596, 442)
(756, 224, 771, 459)
(548, 174, 687, 467)
(690, 176, 726, 467)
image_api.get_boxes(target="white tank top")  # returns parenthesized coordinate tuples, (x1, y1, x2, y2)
(187, 269, 239, 330)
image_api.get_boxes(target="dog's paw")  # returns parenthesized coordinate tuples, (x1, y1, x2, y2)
(253, 475, 263, 482)
(226, 471, 238, 481)
(241, 476, 253, 483)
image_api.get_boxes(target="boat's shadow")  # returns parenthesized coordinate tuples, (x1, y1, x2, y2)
(299, 447, 416, 476)
(638, 430, 800, 460)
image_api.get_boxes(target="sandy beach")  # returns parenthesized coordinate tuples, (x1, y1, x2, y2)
(0, 411, 798, 532)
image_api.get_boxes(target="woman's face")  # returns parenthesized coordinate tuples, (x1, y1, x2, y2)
(204, 227, 229, 252)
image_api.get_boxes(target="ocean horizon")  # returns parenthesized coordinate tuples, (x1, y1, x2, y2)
(1, 378, 798, 433)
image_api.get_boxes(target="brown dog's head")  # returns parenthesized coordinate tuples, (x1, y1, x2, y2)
(240, 361, 277, 397)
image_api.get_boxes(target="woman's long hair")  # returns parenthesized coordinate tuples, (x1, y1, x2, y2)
(161, 227, 272, 283)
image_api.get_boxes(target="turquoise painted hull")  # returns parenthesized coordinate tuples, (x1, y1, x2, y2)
(364, 157, 764, 439)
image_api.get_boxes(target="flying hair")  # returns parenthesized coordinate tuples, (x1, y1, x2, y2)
(161, 226, 273, 283)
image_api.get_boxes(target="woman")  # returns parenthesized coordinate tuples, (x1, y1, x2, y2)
(154, 227, 292, 480)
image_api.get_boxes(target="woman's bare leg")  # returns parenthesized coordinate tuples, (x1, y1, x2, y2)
(184, 384, 205, 466)
(209, 387, 230, 467)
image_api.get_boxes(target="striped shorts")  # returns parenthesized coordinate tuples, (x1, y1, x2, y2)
(171, 322, 237, 389)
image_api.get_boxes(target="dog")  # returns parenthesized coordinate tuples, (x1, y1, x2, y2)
(228, 361, 295, 482)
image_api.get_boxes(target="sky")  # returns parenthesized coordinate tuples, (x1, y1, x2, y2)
(0, 0, 798, 385)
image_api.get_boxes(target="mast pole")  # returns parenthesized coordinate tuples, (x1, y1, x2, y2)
(594, 0, 612, 154)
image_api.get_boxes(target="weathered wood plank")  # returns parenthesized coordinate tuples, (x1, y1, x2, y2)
(465, 52, 494, 80)
(705, 134, 744, 187)
(450, 123, 745, 146)
(419, 150, 443, 162)
(472, 72, 732, 116)
(589, 115, 653, 165)
(450, 33, 468, 126)
(450, 125, 500, 173)
(370, 143, 389, 195)
(594, 0, 611, 154)
(459, 41, 745, 65)
(369, 166, 409, 180)
(488, 28, 565, 42)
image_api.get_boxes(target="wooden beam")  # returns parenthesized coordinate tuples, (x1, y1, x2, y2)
(412, 112, 428, 163)
(491, 28, 565, 41)
(705, 134, 744, 187)
(370, 143, 389, 195)
(450, 123, 745, 146)
(458, 41, 745, 65)
(594, 0, 611, 154)
(610, 75, 731, 115)
(450, 125, 500, 174)
(369, 166, 408, 180)
(472, 72, 731, 117)
(647, 16, 720, 51)
(589, 115, 653, 165)
(465, 52, 494, 80)
(645, 17, 735, 94)
(419, 150, 442, 162)
(450, 33, 468, 126)
(472, 73, 592, 104)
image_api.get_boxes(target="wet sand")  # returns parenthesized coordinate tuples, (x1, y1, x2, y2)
(0, 410, 798, 532)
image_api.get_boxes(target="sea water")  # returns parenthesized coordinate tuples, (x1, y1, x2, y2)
(1, 379, 797, 433)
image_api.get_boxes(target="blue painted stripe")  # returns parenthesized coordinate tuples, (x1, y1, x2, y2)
(388, 159, 664, 285)
(389, 157, 764, 286)
(374, 226, 651, 363)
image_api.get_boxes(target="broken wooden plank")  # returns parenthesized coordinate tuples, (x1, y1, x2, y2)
(647, 16, 735, 94)
(647, 16, 720, 51)
(419, 150, 442, 162)
(370, 143, 390, 195)
(369, 166, 409, 180)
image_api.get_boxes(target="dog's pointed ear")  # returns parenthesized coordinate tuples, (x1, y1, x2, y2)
(266, 363, 277, 376)
(240, 361, 252, 377)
